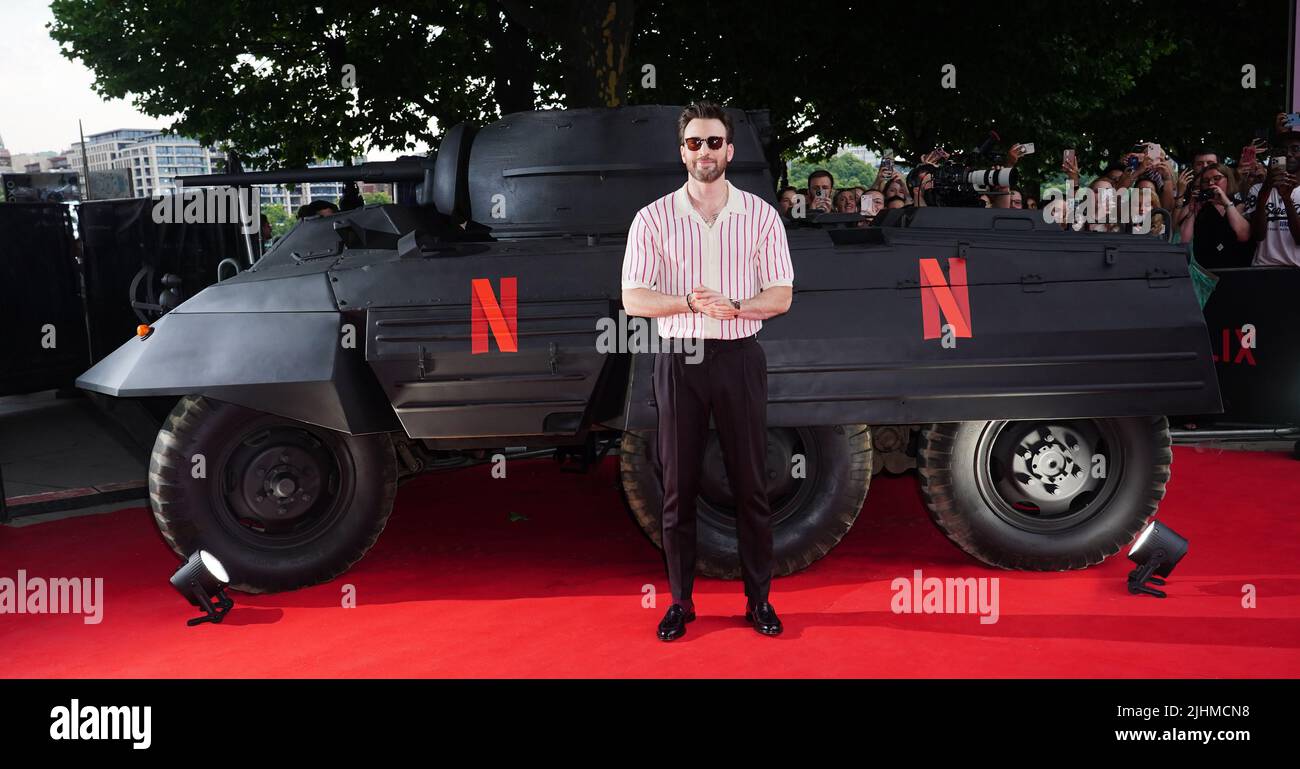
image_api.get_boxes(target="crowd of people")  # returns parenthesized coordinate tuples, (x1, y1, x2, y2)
(778, 113, 1300, 270)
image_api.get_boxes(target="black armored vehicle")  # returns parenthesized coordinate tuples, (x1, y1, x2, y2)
(77, 106, 1223, 593)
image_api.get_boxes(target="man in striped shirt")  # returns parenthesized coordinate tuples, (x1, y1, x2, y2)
(621, 101, 794, 641)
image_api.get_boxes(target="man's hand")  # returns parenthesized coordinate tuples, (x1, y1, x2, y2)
(690, 285, 738, 320)
(1006, 143, 1024, 168)
(1266, 163, 1296, 193)
(809, 195, 833, 213)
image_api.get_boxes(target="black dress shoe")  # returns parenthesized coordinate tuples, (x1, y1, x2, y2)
(657, 604, 696, 641)
(744, 600, 783, 636)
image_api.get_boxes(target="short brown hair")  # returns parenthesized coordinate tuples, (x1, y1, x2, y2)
(677, 101, 733, 146)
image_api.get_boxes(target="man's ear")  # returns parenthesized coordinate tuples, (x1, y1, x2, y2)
(727, 143, 735, 162)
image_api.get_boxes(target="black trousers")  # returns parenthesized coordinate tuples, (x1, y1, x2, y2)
(653, 335, 773, 607)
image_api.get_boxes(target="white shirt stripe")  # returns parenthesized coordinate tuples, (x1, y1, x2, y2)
(621, 179, 794, 339)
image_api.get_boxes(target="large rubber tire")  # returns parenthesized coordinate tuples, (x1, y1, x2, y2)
(149, 395, 397, 593)
(917, 416, 1172, 570)
(618, 425, 872, 578)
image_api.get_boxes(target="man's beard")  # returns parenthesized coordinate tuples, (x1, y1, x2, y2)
(689, 155, 727, 182)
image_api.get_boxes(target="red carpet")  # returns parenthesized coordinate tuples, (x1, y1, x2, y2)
(2, 446, 1298, 678)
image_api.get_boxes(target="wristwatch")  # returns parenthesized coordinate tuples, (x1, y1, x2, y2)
(730, 299, 741, 310)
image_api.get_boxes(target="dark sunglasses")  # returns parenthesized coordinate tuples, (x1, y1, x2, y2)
(683, 136, 726, 151)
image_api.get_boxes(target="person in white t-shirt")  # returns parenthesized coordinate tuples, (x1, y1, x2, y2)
(1243, 124, 1300, 267)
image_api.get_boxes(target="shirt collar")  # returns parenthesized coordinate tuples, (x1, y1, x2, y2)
(673, 179, 747, 220)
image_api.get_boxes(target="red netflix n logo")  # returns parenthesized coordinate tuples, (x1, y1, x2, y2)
(919, 257, 973, 340)
(471, 277, 518, 353)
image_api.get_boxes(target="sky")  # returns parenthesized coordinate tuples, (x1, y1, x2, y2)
(0, 0, 171, 153)
(0, 0, 412, 160)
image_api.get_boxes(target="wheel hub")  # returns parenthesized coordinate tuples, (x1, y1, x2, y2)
(220, 427, 342, 538)
(697, 427, 810, 527)
(1015, 428, 1088, 499)
(975, 419, 1121, 532)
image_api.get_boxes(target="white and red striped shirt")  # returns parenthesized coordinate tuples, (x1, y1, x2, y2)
(621, 179, 794, 339)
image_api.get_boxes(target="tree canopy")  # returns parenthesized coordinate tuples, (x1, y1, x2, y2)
(49, 0, 1291, 189)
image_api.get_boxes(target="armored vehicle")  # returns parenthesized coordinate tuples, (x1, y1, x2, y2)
(76, 106, 1223, 593)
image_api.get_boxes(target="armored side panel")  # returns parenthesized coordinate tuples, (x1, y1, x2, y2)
(335, 238, 624, 439)
(74, 206, 426, 435)
(620, 209, 1223, 430)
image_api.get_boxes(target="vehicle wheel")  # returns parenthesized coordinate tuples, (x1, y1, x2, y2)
(917, 416, 1172, 570)
(149, 395, 397, 593)
(618, 425, 872, 578)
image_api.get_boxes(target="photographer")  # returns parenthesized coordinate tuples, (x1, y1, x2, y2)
(1130, 175, 1169, 239)
(1236, 138, 1269, 193)
(873, 167, 910, 205)
(1243, 120, 1300, 267)
(778, 185, 798, 217)
(806, 169, 834, 214)
(1085, 176, 1122, 233)
(1176, 163, 1250, 268)
(986, 142, 1030, 209)
(833, 188, 861, 213)
(1115, 143, 1176, 213)
(861, 188, 884, 218)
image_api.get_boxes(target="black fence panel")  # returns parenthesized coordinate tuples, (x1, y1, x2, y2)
(1197, 266, 1300, 426)
(0, 203, 88, 396)
(79, 198, 246, 363)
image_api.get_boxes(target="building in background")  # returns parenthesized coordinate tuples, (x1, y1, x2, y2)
(115, 132, 218, 197)
(66, 128, 218, 198)
(70, 128, 157, 175)
(9, 151, 59, 173)
(253, 158, 373, 213)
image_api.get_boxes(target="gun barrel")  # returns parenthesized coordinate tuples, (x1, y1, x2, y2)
(177, 160, 428, 187)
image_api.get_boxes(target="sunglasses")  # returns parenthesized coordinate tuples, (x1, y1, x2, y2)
(683, 136, 726, 151)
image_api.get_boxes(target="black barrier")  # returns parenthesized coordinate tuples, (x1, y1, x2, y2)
(1197, 266, 1300, 426)
(78, 198, 245, 363)
(0, 203, 88, 397)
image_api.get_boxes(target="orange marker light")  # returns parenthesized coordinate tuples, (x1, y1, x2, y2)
(137, 324, 152, 338)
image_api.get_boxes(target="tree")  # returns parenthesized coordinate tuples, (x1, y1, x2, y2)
(49, 0, 1291, 191)
(362, 191, 392, 206)
(263, 203, 293, 238)
(786, 153, 878, 192)
(49, 0, 638, 167)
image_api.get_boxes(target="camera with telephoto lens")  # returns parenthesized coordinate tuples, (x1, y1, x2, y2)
(927, 130, 1019, 206)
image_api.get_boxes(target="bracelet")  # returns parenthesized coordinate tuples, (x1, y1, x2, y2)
(685, 293, 697, 313)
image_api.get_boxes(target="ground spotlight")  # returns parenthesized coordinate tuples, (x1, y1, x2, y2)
(1126, 521, 1188, 598)
(170, 550, 234, 625)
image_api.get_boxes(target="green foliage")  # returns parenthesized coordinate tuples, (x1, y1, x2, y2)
(362, 191, 392, 205)
(48, 0, 1290, 191)
(263, 204, 293, 238)
(786, 153, 878, 192)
